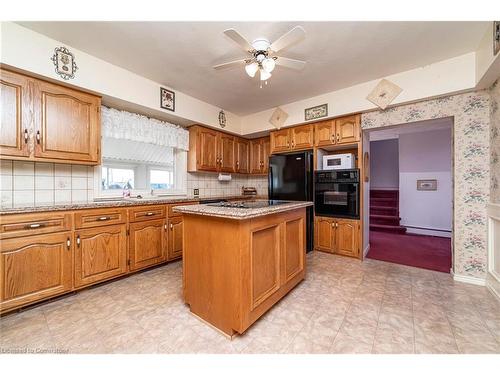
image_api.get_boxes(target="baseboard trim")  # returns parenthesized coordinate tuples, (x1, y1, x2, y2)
(363, 244, 370, 258)
(453, 273, 486, 286)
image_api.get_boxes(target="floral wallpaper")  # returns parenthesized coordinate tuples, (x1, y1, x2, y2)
(362, 91, 491, 279)
(490, 79, 500, 204)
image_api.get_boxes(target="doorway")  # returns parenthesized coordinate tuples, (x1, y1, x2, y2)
(365, 118, 453, 273)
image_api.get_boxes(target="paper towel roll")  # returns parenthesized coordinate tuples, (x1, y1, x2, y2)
(218, 173, 232, 181)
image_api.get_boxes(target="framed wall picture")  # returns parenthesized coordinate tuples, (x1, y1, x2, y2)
(494, 21, 500, 56)
(305, 104, 328, 121)
(160, 87, 175, 112)
(51, 46, 78, 80)
(417, 179, 437, 191)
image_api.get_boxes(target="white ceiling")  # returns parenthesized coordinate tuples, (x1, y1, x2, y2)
(18, 22, 488, 116)
(368, 117, 453, 141)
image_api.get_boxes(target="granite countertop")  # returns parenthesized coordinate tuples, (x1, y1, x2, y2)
(0, 195, 267, 215)
(173, 200, 313, 220)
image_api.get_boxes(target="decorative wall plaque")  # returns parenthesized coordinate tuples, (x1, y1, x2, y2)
(218, 110, 226, 128)
(366, 79, 402, 110)
(304, 103, 328, 121)
(494, 21, 500, 55)
(269, 107, 288, 129)
(51, 46, 78, 80)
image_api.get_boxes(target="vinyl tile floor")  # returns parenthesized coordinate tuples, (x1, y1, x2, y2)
(1, 251, 499, 354)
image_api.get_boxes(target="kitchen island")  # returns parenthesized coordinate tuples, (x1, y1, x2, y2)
(174, 200, 313, 337)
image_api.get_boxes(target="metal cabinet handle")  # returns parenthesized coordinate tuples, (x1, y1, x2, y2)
(287, 141, 290, 147)
(164, 224, 167, 231)
(170, 223, 173, 230)
(145, 212, 154, 216)
(25, 223, 45, 229)
(76, 235, 81, 247)
(24, 129, 29, 143)
(291, 140, 295, 148)
(336, 222, 339, 228)
(66, 237, 71, 250)
(220, 158, 223, 165)
(97, 216, 111, 221)
(336, 134, 340, 142)
(36, 131, 41, 144)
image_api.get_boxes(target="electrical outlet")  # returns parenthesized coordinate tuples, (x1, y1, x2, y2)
(193, 188, 199, 196)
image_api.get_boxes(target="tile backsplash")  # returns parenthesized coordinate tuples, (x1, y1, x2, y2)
(0, 159, 268, 209)
(186, 172, 268, 199)
(0, 160, 94, 209)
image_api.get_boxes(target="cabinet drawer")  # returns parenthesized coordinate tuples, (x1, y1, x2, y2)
(0, 212, 72, 239)
(74, 208, 127, 229)
(129, 205, 166, 222)
(168, 202, 198, 217)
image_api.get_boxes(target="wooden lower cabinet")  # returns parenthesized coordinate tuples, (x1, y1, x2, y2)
(314, 216, 359, 258)
(129, 219, 167, 271)
(0, 232, 72, 312)
(74, 224, 127, 288)
(168, 217, 183, 260)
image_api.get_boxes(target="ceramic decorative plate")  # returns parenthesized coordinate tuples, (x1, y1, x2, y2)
(366, 79, 402, 110)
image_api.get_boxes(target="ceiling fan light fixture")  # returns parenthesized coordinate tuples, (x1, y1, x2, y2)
(260, 69, 272, 81)
(262, 57, 276, 73)
(245, 62, 259, 77)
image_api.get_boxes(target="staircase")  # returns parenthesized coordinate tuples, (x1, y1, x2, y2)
(370, 190, 407, 234)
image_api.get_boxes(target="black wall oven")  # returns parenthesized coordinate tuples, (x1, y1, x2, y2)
(314, 169, 360, 219)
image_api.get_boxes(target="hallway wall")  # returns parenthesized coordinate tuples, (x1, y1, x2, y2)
(370, 139, 399, 189)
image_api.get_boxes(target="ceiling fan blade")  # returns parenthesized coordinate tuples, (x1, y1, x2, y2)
(213, 58, 248, 70)
(270, 26, 306, 53)
(223, 29, 253, 52)
(275, 57, 306, 70)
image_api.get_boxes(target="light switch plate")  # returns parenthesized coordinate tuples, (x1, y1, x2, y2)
(193, 188, 199, 196)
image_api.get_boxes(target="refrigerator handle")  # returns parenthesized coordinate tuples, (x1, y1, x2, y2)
(268, 165, 274, 198)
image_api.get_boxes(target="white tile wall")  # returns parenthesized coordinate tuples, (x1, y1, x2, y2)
(0, 160, 268, 209)
(0, 161, 94, 209)
(186, 172, 268, 199)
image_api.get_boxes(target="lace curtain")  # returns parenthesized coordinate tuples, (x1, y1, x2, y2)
(101, 106, 189, 151)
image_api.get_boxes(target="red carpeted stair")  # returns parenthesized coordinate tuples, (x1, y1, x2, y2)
(370, 190, 407, 234)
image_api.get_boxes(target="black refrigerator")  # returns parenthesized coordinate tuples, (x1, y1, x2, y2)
(268, 151, 314, 252)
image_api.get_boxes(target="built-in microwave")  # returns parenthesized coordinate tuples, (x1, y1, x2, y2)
(322, 153, 355, 170)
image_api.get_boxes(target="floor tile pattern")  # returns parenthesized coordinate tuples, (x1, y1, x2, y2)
(1, 252, 499, 354)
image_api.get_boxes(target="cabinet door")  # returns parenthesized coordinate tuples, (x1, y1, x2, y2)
(314, 120, 335, 147)
(218, 133, 235, 173)
(335, 219, 359, 257)
(336, 115, 360, 144)
(270, 129, 290, 154)
(74, 225, 127, 288)
(282, 216, 305, 284)
(197, 127, 219, 171)
(129, 219, 167, 271)
(249, 139, 263, 174)
(261, 137, 271, 174)
(0, 69, 31, 158)
(235, 138, 249, 174)
(314, 216, 335, 253)
(291, 125, 314, 150)
(168, 217, 183, 260)
(0, 232, 72, 312)
(33, 79, 100, 163)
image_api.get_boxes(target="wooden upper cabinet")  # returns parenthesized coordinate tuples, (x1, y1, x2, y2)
(335, 219, 359, 257)
(0, 69, 31, 158)
(336, 115, 360, 144)
(218, 133, 235, 173)
(249, 138, 263, 174)
(195, 126, 218, 171)
(261, 137, 270, 173)
(235, 138, 249, 174)
(74, 224, 127, 288)
(34, 79, 100, 163)
(0, 232, 73, 312)
(270, 128, 290, 154)
(291, 125, 314, 150)
(0, 69, 101, 165)
(314, 120, 336, 147)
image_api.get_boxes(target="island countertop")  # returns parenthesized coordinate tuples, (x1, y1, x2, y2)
(173, 200, 313, 220)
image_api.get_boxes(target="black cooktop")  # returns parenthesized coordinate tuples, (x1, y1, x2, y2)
(207, 200, 290, 209)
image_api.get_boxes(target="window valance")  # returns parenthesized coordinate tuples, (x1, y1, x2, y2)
(101, 106, 189, 151)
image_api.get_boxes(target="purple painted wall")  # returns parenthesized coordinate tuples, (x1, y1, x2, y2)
(370, 139, 399, 189)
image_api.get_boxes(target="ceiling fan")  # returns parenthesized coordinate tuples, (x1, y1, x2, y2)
(213, 26, 306, 85)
